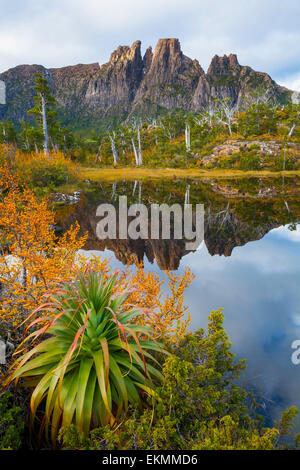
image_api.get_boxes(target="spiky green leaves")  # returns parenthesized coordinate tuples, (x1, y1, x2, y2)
(8, 271, 166, 445)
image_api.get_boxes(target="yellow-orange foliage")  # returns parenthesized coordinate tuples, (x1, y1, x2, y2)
(0, 144, 78, 187)
(0, 161, 18, 193)
(0, 162, 193, 345)
(83, 257, 194, 343)
(0, 176, 87, 332)
(120, 265, 194, 342)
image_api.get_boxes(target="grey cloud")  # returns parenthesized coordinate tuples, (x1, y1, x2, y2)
(0, 0, 299, 86)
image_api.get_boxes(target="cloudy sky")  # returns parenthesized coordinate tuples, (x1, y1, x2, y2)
(0, 0, 300, 90)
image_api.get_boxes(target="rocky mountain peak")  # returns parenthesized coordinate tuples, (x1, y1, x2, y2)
(128, 40, 143, 63)
(132, 37, 198, 111)
(155, 37, 182, 54)
(109, 40, 142, 65)
(143, 46, 153, 74)
(150, 38, 184, 75)
(207, 53, 241, 75)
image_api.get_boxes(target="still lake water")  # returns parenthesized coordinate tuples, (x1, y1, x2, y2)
(58, 176, 300, 427)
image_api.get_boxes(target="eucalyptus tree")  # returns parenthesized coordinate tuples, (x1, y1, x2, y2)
(109, 133, 119, 166)
(137, 126, 142, 165)
(204, 100, 218, 127)
(19, 121, 43, 152)
(237, 102, 278, 137)
(118, 126, 129, 160)
(160, 114, 175, 141)
(57, 126, 75, 153)
(28, 73, 57, 155)
(160, 111, 185, 142)
(121, 123, 139, 166)
(287, 92, 300, 137)
(149, 118, 160, 147)
(131, 136, 139, 166)
(184, 112, 195, 152)
(281, 95, 300, 171)
(185, 123, 191, 152)
(0, 119, 17, 145)
(241, 88, 275, 108)
(95, 134, 106, 163)
(216, 98, 237, 135)
(127, 118, 143, 166)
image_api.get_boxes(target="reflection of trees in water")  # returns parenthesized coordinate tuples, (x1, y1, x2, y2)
(184, 184, 190, 205)
(57, 177, 300, 270)
(206, 202, 232, 229)
(281, 175, 298, 232)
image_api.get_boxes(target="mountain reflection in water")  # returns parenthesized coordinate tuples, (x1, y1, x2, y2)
(57, 176, 300, 270)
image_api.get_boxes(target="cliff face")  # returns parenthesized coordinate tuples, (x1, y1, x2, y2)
(0, 38, 291, 132)
(0, 64, 47, 123)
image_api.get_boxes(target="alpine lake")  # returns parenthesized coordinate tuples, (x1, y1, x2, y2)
(55, 173, 300, 429)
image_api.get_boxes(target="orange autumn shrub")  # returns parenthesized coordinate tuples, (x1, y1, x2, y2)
(0, 160, 18, 193)
(0, 184, 87, 333)
(121, 266, 194, 343)
(83, 256, 194, 343)
(0, 163, 194, 346)
(0, 144, 78, 189)
(14, 150, 78, 188)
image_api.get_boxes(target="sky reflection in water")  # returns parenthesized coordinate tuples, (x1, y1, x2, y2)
(82, 223, 300, 427)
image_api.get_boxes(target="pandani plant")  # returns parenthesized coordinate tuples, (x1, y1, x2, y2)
(6, 269, 167, 445)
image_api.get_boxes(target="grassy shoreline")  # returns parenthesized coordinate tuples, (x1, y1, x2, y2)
(79, 167, 300, 182)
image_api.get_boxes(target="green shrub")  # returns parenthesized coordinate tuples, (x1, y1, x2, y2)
(0, 392, 24, 450)
(218, 155, 237, 169)
(30, 162, 69, 187)
(59, 309, 300, 450)
(271, 155, 297, 171)
(239, 153, 260, 170)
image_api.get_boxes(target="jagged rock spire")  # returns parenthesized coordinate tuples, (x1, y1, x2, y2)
(207, 54, 240, 75)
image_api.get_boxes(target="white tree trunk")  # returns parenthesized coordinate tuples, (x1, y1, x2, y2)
(109, 135, 118, 166)
(131, 138, 139, 166)
(111, 182, 117, 199)
(283, 147, 286, 171)
(184, 184, 190, 205)
(288, 123, 296, 137)
(41, 93, 49, 154)
(95, 138, 104, 163)
(132, 180, 138, 196)
(137, 127, 142, 165)
(185, 124, 191, 152)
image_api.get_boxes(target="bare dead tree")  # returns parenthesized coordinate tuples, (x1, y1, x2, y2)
(184, 184, 190, 205)
(217, 99, 238, 135)
(132, 180, 138, 196)
(185, 124, 191, 152)
(137, 126, 142, 165)
(109, 134, 118, 166)
(131, 138, 139, 166)
(95, 136, 106, 163)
